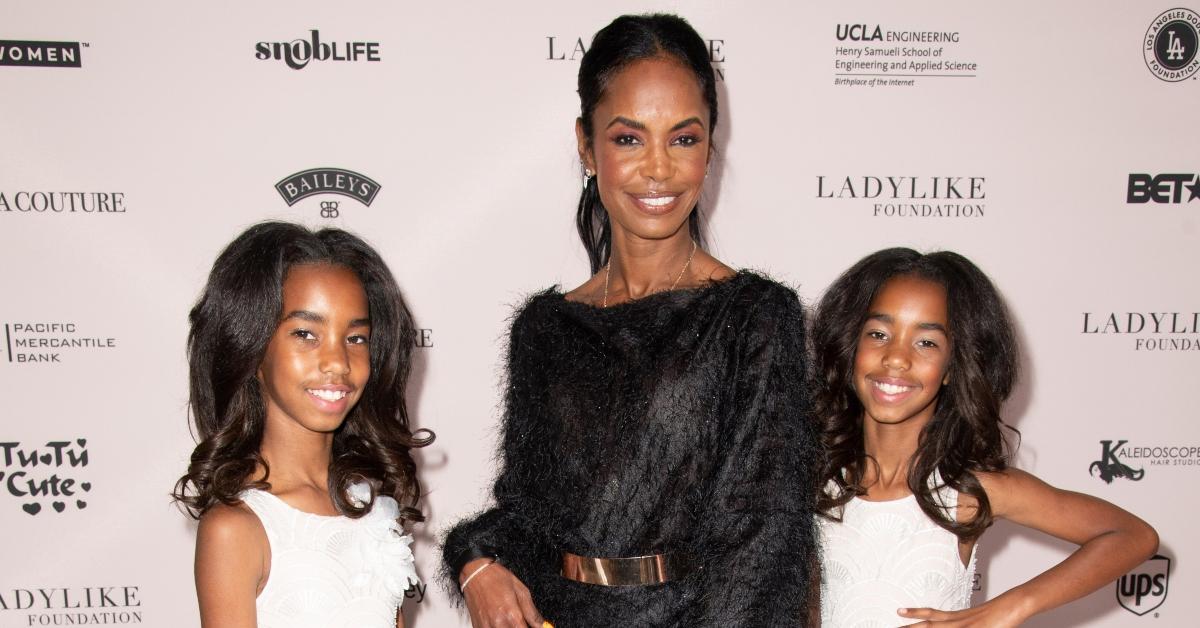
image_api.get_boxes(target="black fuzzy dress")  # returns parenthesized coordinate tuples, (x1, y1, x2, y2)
(444, 271, 820, 626)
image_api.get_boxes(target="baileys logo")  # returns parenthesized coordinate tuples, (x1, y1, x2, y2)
(275, 168, 381, 219)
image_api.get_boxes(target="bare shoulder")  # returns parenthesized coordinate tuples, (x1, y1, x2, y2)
(197, 502, 267, 555)
(693, 251, 735, 284)
(975, 467, 1044, 492)
(195, 502, 267, 624)
(971, 467, 1055, 519)
(563, 273, 604, 305)
(196, 501, 268, 591)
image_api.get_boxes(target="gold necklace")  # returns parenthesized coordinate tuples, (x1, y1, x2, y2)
(602, 240, 698, 308)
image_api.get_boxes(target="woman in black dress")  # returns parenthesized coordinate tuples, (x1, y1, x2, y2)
(443, 14, 820, 627)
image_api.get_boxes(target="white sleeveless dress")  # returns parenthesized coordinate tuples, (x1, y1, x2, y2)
(818, 479, 977, 628)
(239, 483, 419, 628)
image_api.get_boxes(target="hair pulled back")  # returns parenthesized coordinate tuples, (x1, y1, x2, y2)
(576, 13, 718, 273)
(813, 247, 1020, 540)
(173, 221, 432, 524)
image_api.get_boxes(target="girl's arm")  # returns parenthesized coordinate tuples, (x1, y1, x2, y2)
(900, 468, 1158, 627)
(195, 504, 267, 628)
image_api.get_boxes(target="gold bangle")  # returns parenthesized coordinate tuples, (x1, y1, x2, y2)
(460, 558, 497, 592)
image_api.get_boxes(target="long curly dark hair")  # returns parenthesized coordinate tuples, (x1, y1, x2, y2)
(813, 248, 1019, 540)
(173, 221, 432, 524)
(575, 13, 716, 273)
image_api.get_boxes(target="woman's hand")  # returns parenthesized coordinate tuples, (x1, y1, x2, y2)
(460, 559, 548, 628)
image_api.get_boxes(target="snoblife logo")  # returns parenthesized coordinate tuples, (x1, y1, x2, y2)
(814, 176, 987, 217)
(0, 40, 83, 68)
(256, 30, 380, 70)
(0, 439, 92, 516)
(1127, 173, 1200, 204)
(275, 168, 381, 219)
(1117, 554, 1171, 617)
(1144, 8, 1200, 82)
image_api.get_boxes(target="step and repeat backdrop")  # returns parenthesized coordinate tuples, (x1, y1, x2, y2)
(2, 1, 1197, 626)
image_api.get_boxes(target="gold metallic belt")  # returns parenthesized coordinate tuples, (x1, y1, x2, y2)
(561, 551, 693, 586)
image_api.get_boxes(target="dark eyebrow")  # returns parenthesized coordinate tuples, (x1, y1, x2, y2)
(865, 313, 948, 334)
(606, 116, 646, 131)
(604, 116, 706, 132)
(283, 310, 324, 324)
(282, 311, 371, 328)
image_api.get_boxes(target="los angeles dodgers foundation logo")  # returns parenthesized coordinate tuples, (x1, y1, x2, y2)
(1117, 555, 1170, 616)
(1144, 8, 1200, 82)
(1089, 440, 1145, 483)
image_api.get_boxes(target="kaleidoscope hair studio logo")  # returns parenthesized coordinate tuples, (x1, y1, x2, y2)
(275, 168, 381, 219)
(1144, 8, 1200, 82)
(1089, 440, 1145, 483)
(1089, 439, 1200, 483)
(0, 439, 91, 515)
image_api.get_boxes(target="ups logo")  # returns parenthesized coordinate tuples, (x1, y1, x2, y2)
(1117, 554, 1170, 616)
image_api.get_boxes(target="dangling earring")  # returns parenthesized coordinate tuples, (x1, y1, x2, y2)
(583, 169, 594, 189)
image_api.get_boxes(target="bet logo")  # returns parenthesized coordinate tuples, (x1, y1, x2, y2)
(1126, 173, 1200, 204)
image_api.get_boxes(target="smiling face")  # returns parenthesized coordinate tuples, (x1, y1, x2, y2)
(577, 56, 711, 245)
(853, 275, 952, 429)
(257, 263, 371, 437)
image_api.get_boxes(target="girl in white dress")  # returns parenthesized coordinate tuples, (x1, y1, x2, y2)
(812, 248, 1158, 627)
(174, 222, 432, 628)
